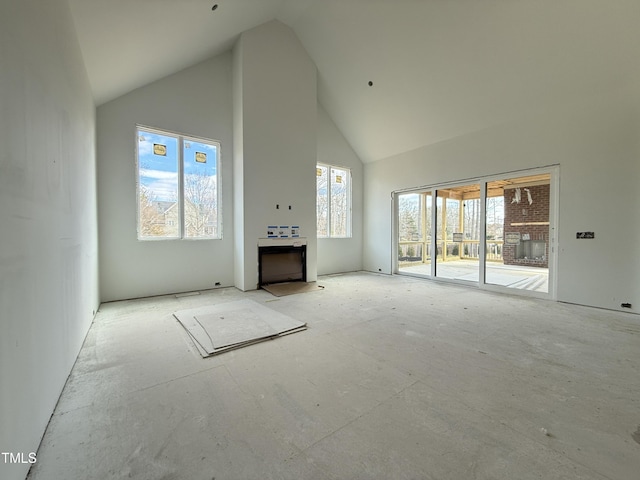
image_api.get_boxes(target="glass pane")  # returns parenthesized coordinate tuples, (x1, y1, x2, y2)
(330, 167, 349, 237)
(398, 192, 432, 275)
(183, 139, 219, 239)
(435, 185, 480, 282)
(485, 174, 550, 292)
(463, 197, 481, 260)
(316, 165, 328, 237)
(137, 130, 179, 238)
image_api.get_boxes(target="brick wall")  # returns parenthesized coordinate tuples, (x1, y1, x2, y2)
(503, 184, 549, 268)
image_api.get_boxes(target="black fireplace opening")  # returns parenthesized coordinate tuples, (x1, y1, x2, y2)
(258, 245, 306, 286)
(515, 239, 546, 261)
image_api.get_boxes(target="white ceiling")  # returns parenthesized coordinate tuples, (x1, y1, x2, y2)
(68, 0, 640, 163)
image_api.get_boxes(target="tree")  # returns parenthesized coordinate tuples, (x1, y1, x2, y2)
(486, 196, 504, 240)
(316, 167, 328, 236)
(184, 171, 217, 237)
(398, 194, 420, 241)
(139, 186, 170, 237)
(330, 174, 348, 237)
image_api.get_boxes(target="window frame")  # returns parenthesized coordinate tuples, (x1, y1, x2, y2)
(316, 162, 352, 238)
(135, 125, 222, 241)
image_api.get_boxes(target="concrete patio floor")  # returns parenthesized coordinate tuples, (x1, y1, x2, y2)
(400, 260, 549, 292)
(27, 272, 639, 480)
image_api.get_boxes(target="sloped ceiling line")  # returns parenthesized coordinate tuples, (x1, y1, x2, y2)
(69, 0, 640, 164)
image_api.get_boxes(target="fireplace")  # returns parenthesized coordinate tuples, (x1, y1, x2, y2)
(258, 241, 306, 286)
(515, 239, 546, 261)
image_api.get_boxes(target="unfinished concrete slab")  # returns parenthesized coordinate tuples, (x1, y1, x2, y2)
(28, 272, 640, 480)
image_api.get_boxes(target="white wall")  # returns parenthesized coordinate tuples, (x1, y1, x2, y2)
(364, 81, 640, 313)
(97, 54, 234, 302)
(317, 105, 364, 275)
(233, 21, 318, 291)
(98, 21, 353, 298)
(0, 1, 99, 479)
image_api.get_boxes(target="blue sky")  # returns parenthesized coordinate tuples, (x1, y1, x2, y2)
(138, 130, 217, 202)
(184, 139, 217, 177)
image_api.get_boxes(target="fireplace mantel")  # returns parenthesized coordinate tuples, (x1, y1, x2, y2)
(258, 237, 307, 247)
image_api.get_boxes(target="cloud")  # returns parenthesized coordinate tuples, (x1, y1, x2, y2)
(138, 138, 153, 156)
(140, 169, 178, 201)
(141, 179, 178, 202)
(139, 168, 176, 180)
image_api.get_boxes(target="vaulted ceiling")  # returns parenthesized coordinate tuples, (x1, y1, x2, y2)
(68, 0, 640, 163)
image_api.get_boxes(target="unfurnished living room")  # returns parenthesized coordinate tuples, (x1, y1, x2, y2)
(1, 1, 639, 479)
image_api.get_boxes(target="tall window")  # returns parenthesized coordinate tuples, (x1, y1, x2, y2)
(136, 126, 221, 240)
(317, 163, 351, 238)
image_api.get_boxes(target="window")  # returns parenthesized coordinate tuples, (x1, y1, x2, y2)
(136, 126, 221, 240)
(316, 163, 351, 237)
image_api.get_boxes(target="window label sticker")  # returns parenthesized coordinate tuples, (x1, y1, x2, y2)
(153, 144, 167, 156)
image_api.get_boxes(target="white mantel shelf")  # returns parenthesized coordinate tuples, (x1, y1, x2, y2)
(258, 237, 307, 247)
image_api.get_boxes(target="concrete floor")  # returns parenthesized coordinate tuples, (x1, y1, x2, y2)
(28, 272, 640, 480)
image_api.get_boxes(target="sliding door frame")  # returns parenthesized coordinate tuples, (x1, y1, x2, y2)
(393, 165, 559, 300)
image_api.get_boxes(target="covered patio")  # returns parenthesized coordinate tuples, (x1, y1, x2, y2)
(397, 172, 552, 295)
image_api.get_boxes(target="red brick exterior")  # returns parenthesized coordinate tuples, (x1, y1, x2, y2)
(503, 184, 549, 268)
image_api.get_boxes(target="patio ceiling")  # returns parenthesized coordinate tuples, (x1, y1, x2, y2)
(436, 173, 551, 200)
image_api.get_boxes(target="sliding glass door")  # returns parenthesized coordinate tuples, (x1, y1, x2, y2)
(398, 192, 432, 276)
(395, 167, 557, 298)
(484, 173, 551, 294)
(435, 184, 481, 282)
